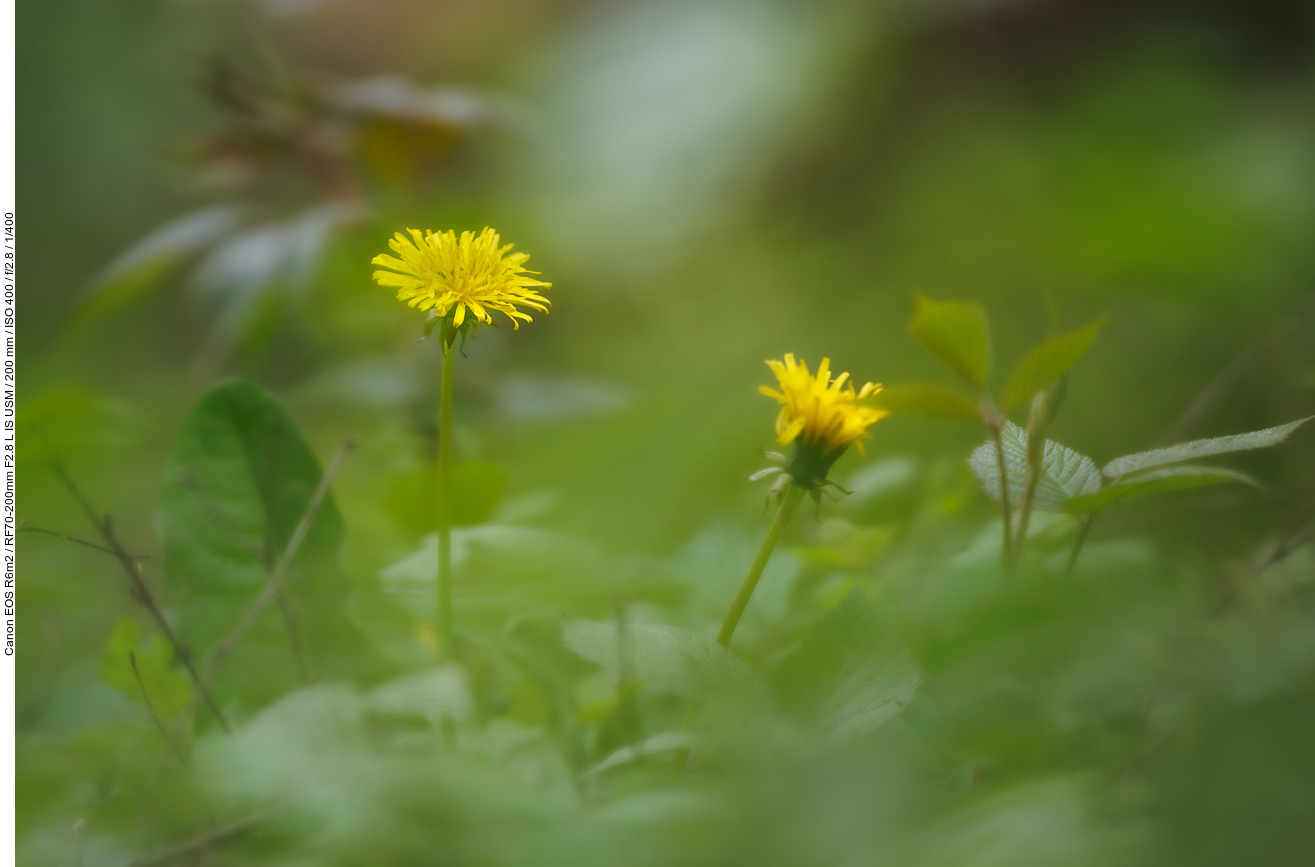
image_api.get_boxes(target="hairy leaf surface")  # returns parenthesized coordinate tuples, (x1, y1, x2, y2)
(1103, 417, 1310, 478)
(968, 422, 1101, 511)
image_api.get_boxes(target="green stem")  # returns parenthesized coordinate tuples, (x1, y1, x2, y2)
(1065, 514, 1093, 578)
(716, 484, 804, 648)
(673, 484, 804, 773)
(990, 425, 1014, 570)
(438, 338, 455, 660)
(1013, 392, 1048, 560)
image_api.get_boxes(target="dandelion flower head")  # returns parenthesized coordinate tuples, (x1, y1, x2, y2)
(759, 354, 887, 487)
(372, 227, 550, 330)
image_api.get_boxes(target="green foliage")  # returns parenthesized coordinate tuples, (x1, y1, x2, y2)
(20, 5, 1315, 866)
(156, 377, 359, 709)
(1001, 317, 1106, 412)
(1064, 465, 1259, 515)
(968, 418, 1303, 518)
(773, 588, 920, 748)
(98, 619, 192, 721)
(907, 294, 992, 391)
(1102, 417, 1311, 478)
(967, 421, 1102, 511)
(158, 377, 344, 601)
(563, 620, 755, 701)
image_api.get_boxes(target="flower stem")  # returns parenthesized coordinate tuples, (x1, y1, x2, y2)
(438, 338, 455, 660)
(716, 484, 804, 648)
(673, 484, 803, 773)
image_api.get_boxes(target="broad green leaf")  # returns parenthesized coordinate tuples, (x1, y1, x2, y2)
(1102, 417, 1311, 478)
(967, 422, 1101, 511)
(873, 382, 982, 422)
(98, 619, 192, 721)
(773, 588, 919, 748)
(1001, 316, 1106, 412)
(160, 378, 344, 601)
(158, 378, 358, 707)
(907, 294, 992, 390)
(1064, 465, 1258, 515)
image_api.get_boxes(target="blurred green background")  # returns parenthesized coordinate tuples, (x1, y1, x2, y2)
(15, 0, 1315, 864)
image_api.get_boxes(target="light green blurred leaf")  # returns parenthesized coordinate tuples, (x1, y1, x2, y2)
(562, 620, 754, 700)
(773, 588, 919, 748)
(1001, 316, 1106, 412)
(97, 620, 192, 721)
(583, 731, 693, 777)
(81, 205, 241, 321)
(367, 666, 473, 725)
(908, 294, 992, 390)
(968, 422, 1102, 511)
(1064, 465, 1258, 515)
(1102, 417, 1310, 478)
(875, 382, 982, 422)
(456, 598, 597, 701)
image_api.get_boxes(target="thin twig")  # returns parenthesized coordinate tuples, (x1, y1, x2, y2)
(18, 524, 127, 559)
(44, 460, 232, 733)
(181, 469, 309, 675)
(127, 811, 269, 867)
(129, 652, 189, 768)
(201, 439, 356, 686)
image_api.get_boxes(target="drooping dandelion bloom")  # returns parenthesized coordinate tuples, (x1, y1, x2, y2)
(372, 227, 551, 330)
(758, 354, 888, 490)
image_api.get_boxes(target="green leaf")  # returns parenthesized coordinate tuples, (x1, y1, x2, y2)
(98, 620, 193, 721)
(773, 588, 920, 748)
(1001, 316, 1106, 412)
(455, 598, 598, 704)
(1064, 465, 1259, 515)
(907, 294, 992, 390)
(967, 422, 1101, 511)
(157, 378, 358, 706)
(1102, 417, 1311, 479)
(873, 382, 982, 422)
(562, 620, 756, 700)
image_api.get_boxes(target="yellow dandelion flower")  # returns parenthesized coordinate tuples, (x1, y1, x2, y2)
(372, 227, 551, 330)
(758, 354, 888, 489)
